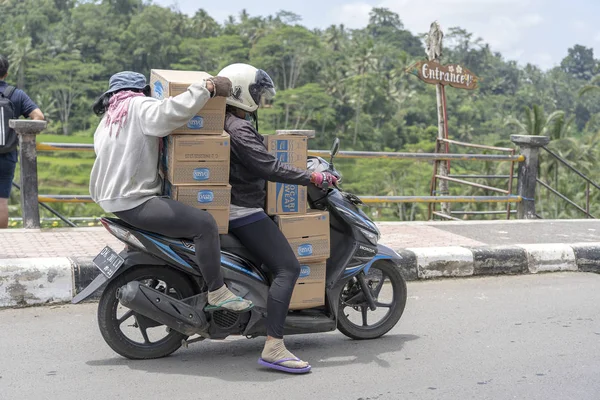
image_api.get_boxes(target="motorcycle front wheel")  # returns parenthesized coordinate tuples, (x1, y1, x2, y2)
(97, 266, 197, 360)
(337, 260, 407, 340)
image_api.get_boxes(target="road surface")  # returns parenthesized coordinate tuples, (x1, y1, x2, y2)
(1, 273, 599, 400)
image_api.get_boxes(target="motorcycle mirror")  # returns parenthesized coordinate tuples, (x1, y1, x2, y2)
(330, 138, 340, 164)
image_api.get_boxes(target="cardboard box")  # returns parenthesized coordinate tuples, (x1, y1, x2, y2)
(165, 183, 231, 209)
(266, 182, 307, 215)
(287, 235, 330, 262)
(164, 183, 231, 234)
(276, 211, 330, 262)
(150, 69, 226, 135)
(205, 209, 230, 235)
(275, 211, 329, 238)
(265, 135, 308, 215)
(164, 132, 230, 162)
(266, 135, 308, 168)
(289, 261, 326, 310)
(161, 134, 230, 185)
(163, 160, 230, 185)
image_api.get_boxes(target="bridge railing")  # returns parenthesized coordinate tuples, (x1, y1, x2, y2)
(9, 119, 547, 228)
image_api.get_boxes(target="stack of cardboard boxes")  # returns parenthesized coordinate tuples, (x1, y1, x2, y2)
(151, 69, 231, 234)
(152, 69, 330, 309)
(266, 134, 331, 310)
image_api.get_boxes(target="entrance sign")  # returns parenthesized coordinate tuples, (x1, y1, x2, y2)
(405, 21, 481, 218)
(407, 60, 479, 90)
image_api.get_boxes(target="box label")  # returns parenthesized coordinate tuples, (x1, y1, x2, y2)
(193, 168, 210, 181)
(153, 81, 164, 99)
(187, 116, 204, 130)
(297, 243, 313, 257)
(276, 152, 289, 163)
(275, 140, 289, 151)
(197, 190, 215, 204)
(276, 183, 299, 213)
(299, 265, 311, 278)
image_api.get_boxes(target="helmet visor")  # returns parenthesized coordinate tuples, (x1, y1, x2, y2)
(249, 69, 276, 106)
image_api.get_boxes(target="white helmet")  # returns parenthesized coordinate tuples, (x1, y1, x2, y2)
(217, 63, 276, 112)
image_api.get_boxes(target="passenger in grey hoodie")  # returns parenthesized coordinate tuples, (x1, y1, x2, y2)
(89, 71, 252, 312)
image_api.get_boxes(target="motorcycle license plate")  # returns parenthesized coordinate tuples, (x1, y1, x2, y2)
(93, 246, 125, 278)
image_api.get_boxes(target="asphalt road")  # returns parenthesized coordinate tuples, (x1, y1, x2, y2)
(1, 273, 599, 400)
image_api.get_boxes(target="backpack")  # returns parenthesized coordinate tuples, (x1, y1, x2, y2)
(0, 86, 17, 153)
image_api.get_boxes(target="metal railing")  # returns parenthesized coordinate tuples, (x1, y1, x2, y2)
(8, 119, 548, 228)
(537, 146, 599, 219)
(32, 143, 525, 208)
(429, 138, 519, 220)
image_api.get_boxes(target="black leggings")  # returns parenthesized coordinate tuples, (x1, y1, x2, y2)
(230, 215, 301, 339)
(114, 197, 224, 291)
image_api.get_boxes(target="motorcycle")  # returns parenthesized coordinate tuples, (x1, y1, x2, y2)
(73, 138, 407, 360)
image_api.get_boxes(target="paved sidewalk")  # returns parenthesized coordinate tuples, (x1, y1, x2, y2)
(2, 220, 600, 308)
(2, 219, 600, 259)
(0, 227, 123, 259)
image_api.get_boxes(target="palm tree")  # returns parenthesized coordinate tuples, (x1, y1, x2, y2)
(5, 34, 37, 90)
(504, 104, 565, 137)
(578, 75, 600, 97)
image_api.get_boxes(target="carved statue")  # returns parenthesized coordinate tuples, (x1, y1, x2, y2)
(426, 21, 443, 61)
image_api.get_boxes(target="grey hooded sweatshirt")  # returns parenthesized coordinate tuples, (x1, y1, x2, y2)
(90, 80, 212, 212)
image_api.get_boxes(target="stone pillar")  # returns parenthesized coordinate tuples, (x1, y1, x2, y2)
(510, 135, 550, 219)
(9, 120, 48, 229)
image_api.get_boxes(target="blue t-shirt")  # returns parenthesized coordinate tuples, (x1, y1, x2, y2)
(0, 81, 39, 157)
(0, 81, 38, 119)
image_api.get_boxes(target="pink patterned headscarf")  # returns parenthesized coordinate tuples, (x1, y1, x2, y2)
(104, 90, 146, 136)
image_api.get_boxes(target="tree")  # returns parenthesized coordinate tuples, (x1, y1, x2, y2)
(505, 105, 565, 137)
(560, 45, 596, 81)
(250, 25, 320, 91)
(265, 83, 334, 131)
(579, 74, 600, 97)
(33, 54, 103, 135)
(5, 34, 37, 90)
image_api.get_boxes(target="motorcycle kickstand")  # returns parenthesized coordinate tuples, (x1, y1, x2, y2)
(181, 336, 206, 348)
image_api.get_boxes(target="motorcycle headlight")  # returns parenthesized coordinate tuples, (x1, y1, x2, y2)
(359, 227, 379, 245)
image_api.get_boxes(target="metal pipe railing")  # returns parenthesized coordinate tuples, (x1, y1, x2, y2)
(308, 149, 524, 162)
(536, 179, 595, 218)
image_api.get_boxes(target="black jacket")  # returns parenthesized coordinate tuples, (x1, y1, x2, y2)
(225, 113, 311, 209)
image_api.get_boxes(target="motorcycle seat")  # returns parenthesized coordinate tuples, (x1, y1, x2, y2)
(104, 218, 270, 280)
(220, 234, 270, 276)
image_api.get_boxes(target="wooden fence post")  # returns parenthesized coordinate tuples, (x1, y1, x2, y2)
(510, 135, 549, 219)
(8, 120, 48, 229)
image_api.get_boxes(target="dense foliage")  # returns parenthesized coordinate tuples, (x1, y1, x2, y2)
(2, 0, 600, 225)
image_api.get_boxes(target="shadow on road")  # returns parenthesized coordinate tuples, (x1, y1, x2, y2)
(86, 332, 419, 381)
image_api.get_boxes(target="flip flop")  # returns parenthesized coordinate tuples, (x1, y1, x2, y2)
(258, 357, 312, 374)
(204, 297, 254, 313)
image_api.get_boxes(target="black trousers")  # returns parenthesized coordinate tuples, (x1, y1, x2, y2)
(230, 214, 301, 338)
(114, 197, 224, 291)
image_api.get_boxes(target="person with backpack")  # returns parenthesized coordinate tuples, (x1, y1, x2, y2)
(0, 54, 45, 229)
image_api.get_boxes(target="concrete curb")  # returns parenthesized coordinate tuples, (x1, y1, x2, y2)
(395, 242, 600, 281)
(1, 243, 600, 308)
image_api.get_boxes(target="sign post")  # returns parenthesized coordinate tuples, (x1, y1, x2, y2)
(406, 21, 479, 219)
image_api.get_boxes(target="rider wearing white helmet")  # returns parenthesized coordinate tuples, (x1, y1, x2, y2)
(218, 63, 337, 374)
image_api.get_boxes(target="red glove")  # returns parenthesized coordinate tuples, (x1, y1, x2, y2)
(310, 172, 338, 188)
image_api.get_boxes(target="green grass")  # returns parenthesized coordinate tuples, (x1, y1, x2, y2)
(38, 133, 94, 144)
(8, 133, 101, 227)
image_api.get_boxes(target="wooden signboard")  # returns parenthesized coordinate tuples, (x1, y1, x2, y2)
(407, 60, 479, 90)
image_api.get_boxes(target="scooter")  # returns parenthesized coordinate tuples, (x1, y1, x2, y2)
(73, 139, 407, 360)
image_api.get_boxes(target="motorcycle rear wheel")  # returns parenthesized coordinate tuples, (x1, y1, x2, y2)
(97, 266, 197, 360)
(337, 260, 407, 340)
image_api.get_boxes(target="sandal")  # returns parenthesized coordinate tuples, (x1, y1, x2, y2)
(204, 297, 254, 313)
(258, 357, 312, 374)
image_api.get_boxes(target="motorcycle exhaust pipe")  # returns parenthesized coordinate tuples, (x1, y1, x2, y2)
(117, 281, 208, 336)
